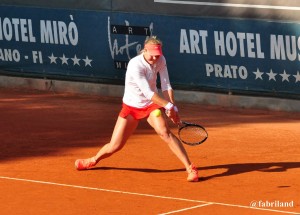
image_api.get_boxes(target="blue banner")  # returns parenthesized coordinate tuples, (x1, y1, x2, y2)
(0, 5, 299, 98)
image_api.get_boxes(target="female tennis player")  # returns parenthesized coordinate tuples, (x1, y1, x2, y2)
(75, 36, 198, 182)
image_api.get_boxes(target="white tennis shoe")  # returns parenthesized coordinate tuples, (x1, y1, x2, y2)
(187, 164, 199, 182)
(75, 157, 97, 170)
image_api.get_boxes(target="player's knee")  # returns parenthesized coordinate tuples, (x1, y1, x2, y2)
(106, 142, 124, 154)
(156, 128, 172, 141)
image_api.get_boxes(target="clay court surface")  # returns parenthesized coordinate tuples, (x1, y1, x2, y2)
(0, 87, 299, 215)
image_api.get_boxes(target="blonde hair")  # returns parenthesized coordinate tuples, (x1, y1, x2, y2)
(140, 36, 162, 54)
(144, 36, 163, 46)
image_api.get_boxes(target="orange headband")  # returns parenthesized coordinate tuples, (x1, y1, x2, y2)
(145, 44, 163, 56)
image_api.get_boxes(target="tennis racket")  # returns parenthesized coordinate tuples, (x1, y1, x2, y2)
(178, 121, 208, 146)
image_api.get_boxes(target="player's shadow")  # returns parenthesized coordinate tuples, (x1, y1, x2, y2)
(92, 162, 300, 181)
(92, 166, 182, 173)
(198, 162, 300, 181)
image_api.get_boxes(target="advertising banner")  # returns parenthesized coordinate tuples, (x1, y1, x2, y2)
(0, 5, 299, 98)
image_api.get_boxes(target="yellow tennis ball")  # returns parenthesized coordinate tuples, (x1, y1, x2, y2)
(153, 109, 161, 117)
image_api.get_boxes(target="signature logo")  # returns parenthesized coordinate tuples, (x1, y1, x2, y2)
(107, 16, 153, 63)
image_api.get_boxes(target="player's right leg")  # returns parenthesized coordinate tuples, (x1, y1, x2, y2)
(94, 115, 139, 161)
(75, 115, 138, 170)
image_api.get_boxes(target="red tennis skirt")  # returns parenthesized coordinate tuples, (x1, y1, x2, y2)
(119, 103, 162, 120)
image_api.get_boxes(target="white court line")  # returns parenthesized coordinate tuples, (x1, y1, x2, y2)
(154, 0, 300, 11)
(158, 203, 214, 215)
(0, 176, 299, 215)
(0, 176, 207, 203)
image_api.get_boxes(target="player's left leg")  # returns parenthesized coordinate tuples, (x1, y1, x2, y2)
(147, 110, 198, 182)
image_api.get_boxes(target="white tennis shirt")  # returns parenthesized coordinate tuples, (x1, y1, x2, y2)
(122, 54, 172, 108)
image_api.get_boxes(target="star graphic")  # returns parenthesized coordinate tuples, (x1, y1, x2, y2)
(60, 54, 69, 65)
(83, 56, 92, 67)
(71, 55, 81, 66)
(279, 70, 290, 82)
(293, 71, 300, 83)
(253, 68, 264, 80)
(48, 53, 57, 64)
(266, 69, 277, 81)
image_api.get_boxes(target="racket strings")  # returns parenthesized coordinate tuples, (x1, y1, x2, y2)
(179, 126, 207, 144)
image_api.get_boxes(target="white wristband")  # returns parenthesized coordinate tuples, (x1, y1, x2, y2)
(173, 106, 178, 112)
(164, 102, 174, 110)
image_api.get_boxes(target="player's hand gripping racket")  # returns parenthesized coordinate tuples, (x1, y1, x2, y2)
(178, 121, 208, 146)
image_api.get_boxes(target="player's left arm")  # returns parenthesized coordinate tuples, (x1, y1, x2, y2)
(157, 56, 173, 102)
(162, 89, 175, 104)
(158, 57, 180, 124)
